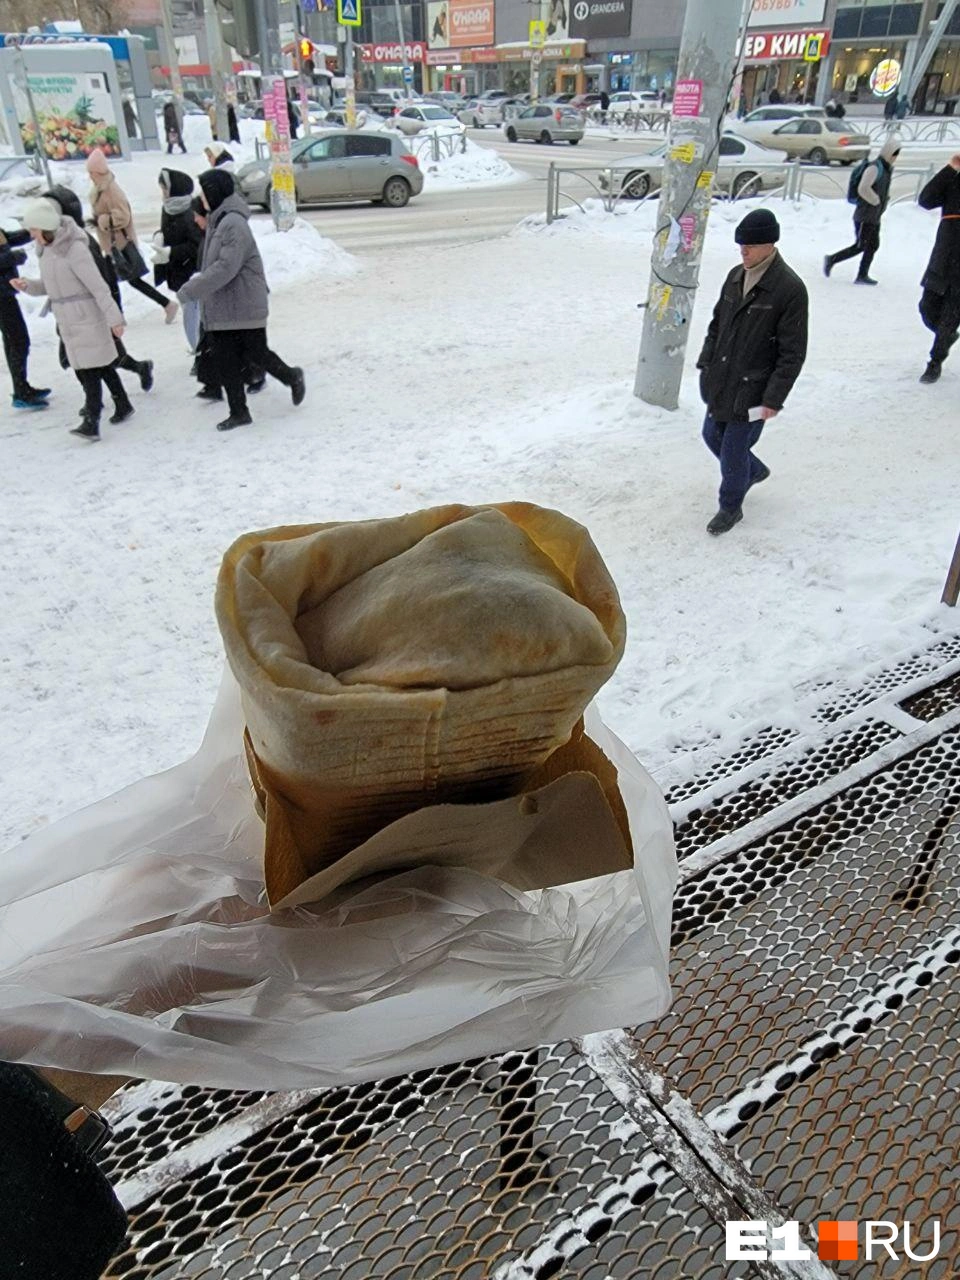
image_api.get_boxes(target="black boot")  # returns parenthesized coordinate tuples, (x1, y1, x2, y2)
(196, 386, 224, 401)
(138, 360, 154, 392)
(919, 360, 942, 384)
(855, 274, 878, 286)
(290, 367, 306, 406)
(823, 255, 834, 278)
(109, 392, 135, 424)
(70, 411, 100, 441)
(217, 409, 253, 431)
(707, 507, 743, 536)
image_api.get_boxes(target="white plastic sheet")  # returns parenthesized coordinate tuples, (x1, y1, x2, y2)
(0, 670, 677, 1090)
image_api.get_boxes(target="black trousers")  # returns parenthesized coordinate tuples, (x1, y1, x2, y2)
(0, 293, 30, 398)
(829, 219, 881, 278)
(211, 328, 293, 415)
(76, 364, 125, 422)
(125, 275, 170, 311)
(920, 287, 960, 365)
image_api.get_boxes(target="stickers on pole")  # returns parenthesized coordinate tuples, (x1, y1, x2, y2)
(679, 213, 696, 250)
(672, 78, 702, 119)
(669, 141, 696, 164)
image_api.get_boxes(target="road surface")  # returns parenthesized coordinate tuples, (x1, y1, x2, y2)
(296, 126, 957, 255)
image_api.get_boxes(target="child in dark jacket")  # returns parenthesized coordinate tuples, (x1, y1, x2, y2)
(0, 225, 50, 408)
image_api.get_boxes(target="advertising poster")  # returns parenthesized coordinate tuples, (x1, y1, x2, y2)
(747, 0, 826, 29)
(427, 0, 494, 49)
(13, 70, 120, 160)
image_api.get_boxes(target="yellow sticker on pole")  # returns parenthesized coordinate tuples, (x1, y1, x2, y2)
(697, 170, 713, 189)
(529, 20, 546, 47)
(670, 142, 696, 164)
(655, 284, 672, 320)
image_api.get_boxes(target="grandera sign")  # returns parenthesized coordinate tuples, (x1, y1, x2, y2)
(569, 0, 632, 39)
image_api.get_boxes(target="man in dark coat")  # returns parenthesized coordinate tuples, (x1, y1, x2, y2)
(227, 102, 241, 144)
(0, 224, 50, 408)
(917, 153, 960, 384)
(163, 99, 187, 154)
(599, 89, 610, 122)
(697, 208, 809, 536)
(824, 135, 900, 285)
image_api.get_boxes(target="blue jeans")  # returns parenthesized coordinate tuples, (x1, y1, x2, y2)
(181, 297, 202, 352)
(702, 413, 766, 512)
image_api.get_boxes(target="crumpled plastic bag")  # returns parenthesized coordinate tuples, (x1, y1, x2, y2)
(0, 670, 677, 1091)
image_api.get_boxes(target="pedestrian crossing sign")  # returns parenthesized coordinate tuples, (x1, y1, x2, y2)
(337, 0, 361, 26)
(529, 20, 546, 47)
(804, 35, 823, 62)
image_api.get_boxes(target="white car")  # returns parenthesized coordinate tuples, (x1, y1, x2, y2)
(391, 104, 465, 136)
(599, 132, 788, 200)
(739, 104, 826, 130)
(607, 91, 663, 120)
(459, 98, 504, 128)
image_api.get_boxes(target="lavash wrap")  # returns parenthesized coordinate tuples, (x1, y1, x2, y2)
(216, 502, 630, 906)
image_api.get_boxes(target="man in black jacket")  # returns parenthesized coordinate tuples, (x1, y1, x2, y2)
(0, 225, 50, 408)
(917, 153, 960, 384)
(697, 208, 809, 536)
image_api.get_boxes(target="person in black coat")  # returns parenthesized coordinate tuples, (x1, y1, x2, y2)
(0, 224, 50, 408)
(599, 89, 610, 122)
(917, 154, 960, 383)
(152, 168, 204, 351)
(163, 99, 187, 154)
(227, 102, 241, 144)
(287, 97, 300, 139)
(697, 208, 809, 536)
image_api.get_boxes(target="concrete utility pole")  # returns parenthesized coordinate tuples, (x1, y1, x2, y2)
(344, 27, 357, 126)
(392, 0, 413, 99)
(254, 0, 297, 231)
(159, 0, 185, 119)
(635, 0, 747, 410)
(203, 0, 231, 141)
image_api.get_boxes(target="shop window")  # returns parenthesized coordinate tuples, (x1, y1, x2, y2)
(833, 8, 862, 38)
(890, 3, 923, 34)
(860, 5, 891, 35)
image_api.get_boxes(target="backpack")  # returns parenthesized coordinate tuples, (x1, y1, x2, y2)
(847, 157, 875, 204)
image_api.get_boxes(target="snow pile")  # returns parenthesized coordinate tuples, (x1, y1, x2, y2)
(419, 137, 522, 190)
(2, 185, 959, 849)
(254, 216, 358, 284)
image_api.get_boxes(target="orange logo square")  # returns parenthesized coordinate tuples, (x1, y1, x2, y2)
(818, 1221, 859, 1261)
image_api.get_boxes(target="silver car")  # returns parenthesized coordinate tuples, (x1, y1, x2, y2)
(504, 104, 584, 146)
(599, 132, 788, 199)
(391, 104, 465, 136)
(236, 130, 424, 209)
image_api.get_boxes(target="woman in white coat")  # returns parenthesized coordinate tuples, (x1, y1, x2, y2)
(13, 198, 129, 442)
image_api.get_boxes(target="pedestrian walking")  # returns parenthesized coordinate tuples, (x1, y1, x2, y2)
(44, 183, 154, 397)
(823, 136, 900, 286)
(203, 142, 236, 174)
(208, 101, 218, 139)
(883, 93, 897, 121)
(177, 169, 304, 431)
(599, 89, 609, 124)
(153, 169, 204, 352)
(163, 99, 187, 153)
(696, 208, 809, 536)
(0, 224, 50, 409)
(87, 148, 179, 324)
(917, 153, 960, 384)
(122, 96, 139, 139)
(287, 98, 300, 140)
(227, 102, 241, 145)
(12, 198, 129, 442)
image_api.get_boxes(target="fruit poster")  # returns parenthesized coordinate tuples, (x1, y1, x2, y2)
(14, 71, 121, 161)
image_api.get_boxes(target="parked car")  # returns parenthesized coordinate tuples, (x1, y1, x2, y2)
(236, 130, 423, 209)
(607, 91, 662, 120)
(355, 91, 399, 118)
(741, 115, 870, 165)
(459, 98, 504, 128)
(425, 90, 466, 111)
(599, 132, 788, 199)
(570, 92, 602, 114)
(504, 104, 584, 146)
(739, 104, 826, 128)
(391, 104, 465, 136)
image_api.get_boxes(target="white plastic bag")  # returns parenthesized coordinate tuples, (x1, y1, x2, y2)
(0, 670, 677, 1090)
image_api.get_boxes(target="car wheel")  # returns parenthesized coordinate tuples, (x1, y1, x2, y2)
(260, 184, 272, 213)
(540, 130, 553, 145)
(382, 176, 411, 208)
(473, 116, 482, 128)
(731, 170, 759, 199)
(840, 159, 854, 167)
(506, 126, 517, 142)
(624, 171, 651, 199)
(807, 146, 828, 166)
(568, 137, 580, 145)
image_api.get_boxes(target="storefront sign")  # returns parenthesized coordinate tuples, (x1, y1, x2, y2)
(870, 58, 901, 97)
(672, 78, 702, 118)
(427, 0, 494, 50)
(747, 0, 826, 29)
(360, 40, 428, 63)
(518, 41, 584, 60)
(11, 68, 120, 160)
(743, 28, 830, 61)
(569, 0, 632, 40)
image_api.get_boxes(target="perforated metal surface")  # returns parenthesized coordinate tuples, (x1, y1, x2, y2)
(95, 644, 960, 1280)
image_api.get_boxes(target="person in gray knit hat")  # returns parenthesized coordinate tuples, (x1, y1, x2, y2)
(824, 134, 901, 286)
(696, 208, 808, 536)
